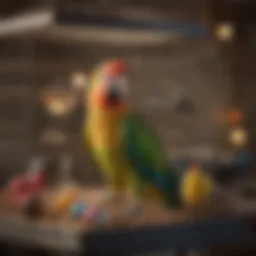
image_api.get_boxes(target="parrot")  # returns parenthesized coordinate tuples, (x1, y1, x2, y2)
(83, 59, 181, 217)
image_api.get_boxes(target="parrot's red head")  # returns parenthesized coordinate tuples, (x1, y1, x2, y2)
(89, 59, 129, 111)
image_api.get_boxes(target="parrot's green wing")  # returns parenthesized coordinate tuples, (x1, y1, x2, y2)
(122, 114, 180, 206)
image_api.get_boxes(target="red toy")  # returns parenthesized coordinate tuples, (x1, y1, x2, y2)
(9, 176, 29, 194)
(8, 158, 47, 211)
(8, 176, 31, 208)
(26, 170, 46, 192)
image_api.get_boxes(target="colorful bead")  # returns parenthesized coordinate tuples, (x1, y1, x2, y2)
(81, 205, 101, 223)
(70, 202, 87, 219)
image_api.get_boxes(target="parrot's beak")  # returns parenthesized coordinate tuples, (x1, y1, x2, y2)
(105, 87, 123, 107)
(92, 60, 128, 109)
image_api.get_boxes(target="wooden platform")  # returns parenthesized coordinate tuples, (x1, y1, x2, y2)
(0, 186, 254, 255)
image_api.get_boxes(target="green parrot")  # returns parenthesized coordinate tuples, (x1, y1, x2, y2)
(83, 59, 181, 215)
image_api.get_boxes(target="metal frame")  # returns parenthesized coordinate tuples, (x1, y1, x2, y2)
(55, 10, 207, 38)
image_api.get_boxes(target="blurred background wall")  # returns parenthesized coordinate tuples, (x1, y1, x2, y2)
(0, 0, 255, 184)
(0, 40, 228, 182)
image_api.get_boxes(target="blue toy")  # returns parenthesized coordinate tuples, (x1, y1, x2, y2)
(70, 201, 87, 219)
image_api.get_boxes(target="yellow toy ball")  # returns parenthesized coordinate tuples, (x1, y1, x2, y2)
(180, 164, 214, 208)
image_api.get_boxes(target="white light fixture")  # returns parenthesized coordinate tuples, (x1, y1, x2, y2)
(71, 72, 87, 90)
(0, 9, 53, 36)
(0, 8, 181, 46)
(48, 26, 176, 46)
(215, 23, 234, 42)
(228, 127, 248, 147)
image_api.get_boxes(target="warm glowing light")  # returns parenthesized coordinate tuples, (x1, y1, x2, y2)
(228, 127, 248, 147)
(41, 90, 77, 117)
(215, 23, 234, 41)
(71, 72, 87, 90)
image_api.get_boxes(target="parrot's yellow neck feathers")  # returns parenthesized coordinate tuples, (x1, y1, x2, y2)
(89, 105, 129, 122)
(86, 71, 128, 138)
(86, 73, 99, 108)
(87, 107, 128, 149)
